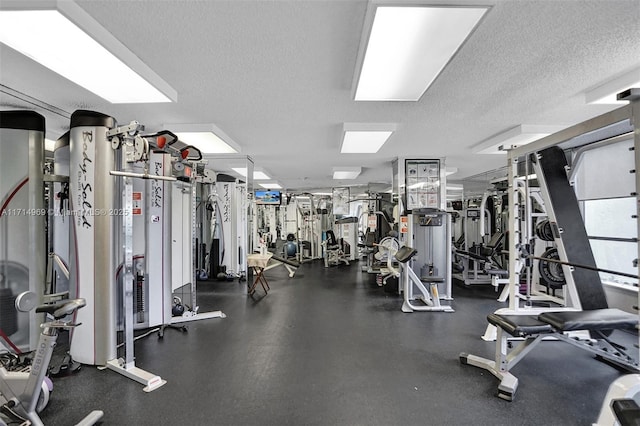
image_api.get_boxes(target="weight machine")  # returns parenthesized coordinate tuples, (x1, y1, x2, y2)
(461, 90, 640, 404)
(400, 210, 454, 313)
(0, 111, 46, 353)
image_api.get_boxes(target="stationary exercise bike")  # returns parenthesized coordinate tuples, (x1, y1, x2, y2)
(0, 292, 103, 426)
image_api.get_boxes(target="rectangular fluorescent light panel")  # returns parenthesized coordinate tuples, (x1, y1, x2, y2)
(472, 125, 564, 155)
(231, 168, 270, 180)
(333, 167, 362, 180)
(0, 9, 173, 103)
(260, 183, 282, 189)
(175, 132, 238, 154)
(586, 67, 640, 105)
(341, 131, 393, 153)
(355, 6, 488, 101)
(45, 138, 56, 151)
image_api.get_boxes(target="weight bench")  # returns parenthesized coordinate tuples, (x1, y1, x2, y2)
(460, 308, 639, 401)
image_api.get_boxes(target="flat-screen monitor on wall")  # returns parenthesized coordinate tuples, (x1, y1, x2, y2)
(255, 190, 282, 205)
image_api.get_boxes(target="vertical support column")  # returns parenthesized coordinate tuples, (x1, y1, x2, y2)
(52, 133, 71, 297)
(68, 110, 117, 366)
(445, 212, 452, 299)
(632, 98, 640, 357)
(122, 176, 134, 367)
(190, 180, 197, 310)
(27, 120, 45, 350)
(507, 153, 519, 310)
(146, 152, 172, 326)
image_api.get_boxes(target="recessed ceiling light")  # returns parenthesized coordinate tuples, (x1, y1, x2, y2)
(585, 67, 640, 105)
(0, 4, 176, 103)
(472, 125, 565, 154)
(163, 123, 240, 154)
(341, 123, 396, 153)
(333, 167, 362, 180)
(173, 132, 237, 154)
(231, 168, 270, 180)
(260, 183, 282, 189)
(45, 138, 56, 151)
(354, 6, 488, 101)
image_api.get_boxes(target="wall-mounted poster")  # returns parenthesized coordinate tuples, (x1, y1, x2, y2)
(405, 159, 440, 211)
(332, 187, 350, 216)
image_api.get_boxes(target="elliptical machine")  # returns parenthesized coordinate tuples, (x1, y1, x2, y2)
(0, 292, 103, 426)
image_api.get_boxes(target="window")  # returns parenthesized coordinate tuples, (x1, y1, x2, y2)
(573, 138, 637, 287)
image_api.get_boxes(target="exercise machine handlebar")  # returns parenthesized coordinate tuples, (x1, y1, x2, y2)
(109, 170, 177, 181)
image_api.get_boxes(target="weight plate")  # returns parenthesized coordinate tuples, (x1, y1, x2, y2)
(538, 247, 566, 286)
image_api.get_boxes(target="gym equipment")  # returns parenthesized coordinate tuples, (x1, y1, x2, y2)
(48, 132, 71, 298)
(0, 292, 103, 426)
(334, 217, 358, 261)
(462, 94, 640, 402)
(284, 240, 297, 258)
(595, 375, 640, 425)
(0, 111, 46, 353)
(453, 231, 507, 285)
(537, 247, 566, 288)
(396, 245, 453, 313)
(105, 119, 168, 391)
(534, 219, 554, 241)
(108, 122, 225, 330)
(130, 150, 174, 330)
(264, 254, 299, 278)
(67, 110, 118, 366)
(399, 210, 453, 313)
(214, 174, 248, 277)
(460, 309, 639, 401)
(373, 236, 400, 289)
(323, 230, 349, 267)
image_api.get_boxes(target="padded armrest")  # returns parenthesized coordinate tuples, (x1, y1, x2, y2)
(539, 309, 638, 332)
(487, 313, 554, 337)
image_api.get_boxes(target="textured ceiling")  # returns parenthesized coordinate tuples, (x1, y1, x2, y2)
(1, 0, 639, 191)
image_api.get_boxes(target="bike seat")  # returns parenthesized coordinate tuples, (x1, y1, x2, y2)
(36, 298, 86, 319)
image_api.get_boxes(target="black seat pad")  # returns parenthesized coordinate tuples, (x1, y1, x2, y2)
(487, 313, 554, 337)
(395, 246, 417, 263)
(35, 298, 86, 319)
(421, 277, 444, 283)
(538, 308, 638, 331)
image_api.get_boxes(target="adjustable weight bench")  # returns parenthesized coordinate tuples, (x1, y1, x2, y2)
(460, 308, 639, 401)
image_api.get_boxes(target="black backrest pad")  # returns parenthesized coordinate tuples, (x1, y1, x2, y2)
(326, 230, 337, 245)
(535, 146, 607, 310)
